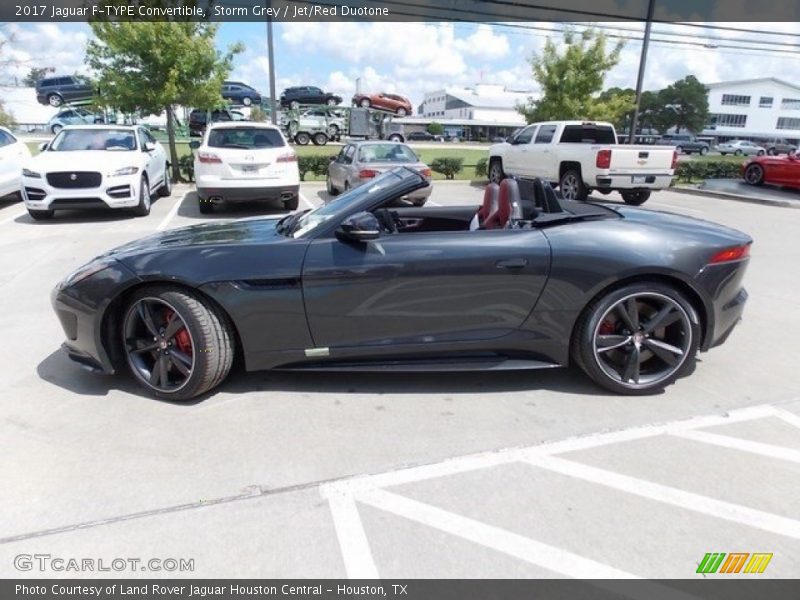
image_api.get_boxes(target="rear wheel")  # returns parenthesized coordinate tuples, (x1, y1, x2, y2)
(621, 190, 651, 205)
(757, 149, 765, 156)
(572, 282, 700, 395)
(312, 132, 328, 146)
(744, 163, 764, 186)
(133, 175, 151, 217)
(242, 97, 252, 106)
(326, 173, 339, 196)
(387, 134, 403, 142)
(559, 169, 588, 201)
(121, 287, 234, 401)
(734, 149, 743, 156)
(396, 107, 408, 116)
(295, 132, 310, 145)
(699, 146, 708, 155)
(28, 209, 54, 221)
(47, 94, 63, 107)
(488, 158, 505, 184)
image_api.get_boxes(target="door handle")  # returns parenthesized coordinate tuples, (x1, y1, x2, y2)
(496, 258, 528, 269)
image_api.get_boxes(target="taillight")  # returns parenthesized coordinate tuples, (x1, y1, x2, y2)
(596, 149, 612, 169)
(708, 244, 751, 264)
(198, 152, 222, 164)
(358, 169, 378, 178)
(277, 153, 297, 163)
(671, 150, 678, 170)
(419, 167, 432, 178)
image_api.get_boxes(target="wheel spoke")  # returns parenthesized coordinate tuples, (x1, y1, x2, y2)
(171, 348, 193, 368)
(137, 302, 159, 336)
(127, 338, 160, 354)
(620, 347, 641, 384)
(596, 334, 631, 352)
(163, 312, 184, 340)
(615, 301, 637, 332)
(643, 338, 683, 366)
(169, 355, 191, 377)
(149, 356, 166, 387)
(643, 304, 681, 333)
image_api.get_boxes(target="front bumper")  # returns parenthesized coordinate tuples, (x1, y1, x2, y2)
(594, 173, 673, 191)
(22, 174, 142, 211)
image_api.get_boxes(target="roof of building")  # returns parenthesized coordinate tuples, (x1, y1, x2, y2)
(395, 116, 523, 128)
(706, 78, 800, 93)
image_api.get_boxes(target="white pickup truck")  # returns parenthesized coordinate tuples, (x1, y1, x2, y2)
(488, 120, 676, 205)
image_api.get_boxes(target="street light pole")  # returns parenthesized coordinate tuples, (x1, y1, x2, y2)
(628, 0, 655, 144)
(266, 0, 277, 125)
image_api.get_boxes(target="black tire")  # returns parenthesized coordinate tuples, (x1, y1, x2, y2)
(720, 153, 727, 156)
(28, 209, 54, 221)
(396, 107, 408, 116)
(387, 134, 403, 143)
(327, 124, 340, 137)
(699, 146, 708, 155)
(121, 286, 234, 401)
(675, 146, 683, 154)
(157, 165, 172, 197)
(295, 132, 310, 146)
(743, 163, 764, 186)
(51, 124, 63, 135)
(198, 196, 214, 214)
(283, 195, 299, 210)
(572, 282, 700, 395)
(757, 150, 765, 156)
(48, 94, 63, 107)
(621, 190, 651, 206)
(326, 173, 339, 196)
(242, 97, 252, 106)
(767, 148, 776, 156)
(559, 169, 589, 201)
(312, 132, 328, 146)
(734, 149, 742, 156)
(488, 158, 505, 184)
(133, 175, 151, 217)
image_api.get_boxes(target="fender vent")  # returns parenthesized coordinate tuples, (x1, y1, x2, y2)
(235, 278, 300, 290)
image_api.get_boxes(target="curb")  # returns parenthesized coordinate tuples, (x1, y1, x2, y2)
(670, 185, 800, 209)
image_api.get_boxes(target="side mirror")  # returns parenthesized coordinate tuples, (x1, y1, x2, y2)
(38, 142, 49, 152)
(143, 141, 156, 152)
(329, 155, 337, 162)
(189, 141, 200, 150)
(336, 211, 381, 243)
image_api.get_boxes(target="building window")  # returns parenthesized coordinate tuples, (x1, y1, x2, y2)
(759, 96, 773, 108)
(776, 117, 800, 130)
(721, 94, 751, 106)
(780, 98, 800, 110)
(709, 113, 747, 128)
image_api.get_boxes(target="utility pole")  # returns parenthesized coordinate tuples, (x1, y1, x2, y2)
(266, 0, 277, 124)
(629, 0, 655, 144)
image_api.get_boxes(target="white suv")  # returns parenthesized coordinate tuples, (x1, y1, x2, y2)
(193, 122, 299, 214)
(22, 125, 170, 220)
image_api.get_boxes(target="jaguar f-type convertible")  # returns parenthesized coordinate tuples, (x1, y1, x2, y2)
(52, 168, 752, 401)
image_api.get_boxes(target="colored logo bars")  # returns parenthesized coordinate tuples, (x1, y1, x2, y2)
(697, 552, 773, 574)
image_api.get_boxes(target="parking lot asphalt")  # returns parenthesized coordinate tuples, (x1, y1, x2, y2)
(1, 183, 799, 578)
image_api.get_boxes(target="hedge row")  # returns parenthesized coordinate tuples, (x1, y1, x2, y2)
(674, 160, 743, 183)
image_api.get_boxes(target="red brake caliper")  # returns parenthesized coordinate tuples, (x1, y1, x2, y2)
(598, 320, 615, 335)
(163, 309, 192, 355)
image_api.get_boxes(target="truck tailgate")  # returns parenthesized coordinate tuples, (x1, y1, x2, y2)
(608, 145, 674, 171)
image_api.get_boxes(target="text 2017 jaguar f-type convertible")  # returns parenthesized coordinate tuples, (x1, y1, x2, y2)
(52, 169, 752, 401)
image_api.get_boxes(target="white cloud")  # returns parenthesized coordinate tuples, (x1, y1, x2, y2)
(0, 23, 89, 85)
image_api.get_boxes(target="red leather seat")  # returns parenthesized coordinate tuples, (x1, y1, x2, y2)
(471, 182, 499, 230)
(484, 178, 517, 229)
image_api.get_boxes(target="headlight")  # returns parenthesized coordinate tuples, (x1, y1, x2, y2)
(62, 257, 116, 287)
(22, 168, 42, 178)
(109, 166, 139, 177)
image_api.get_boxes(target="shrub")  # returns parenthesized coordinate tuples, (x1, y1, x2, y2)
(675, 160, 742, 183)
(430, 157, 464, 180)
(475, 157, 488, 178)
(427, 121, 444, 135)
(178, 154, 194, 183)
(297, 155, 315, 181)
(311, 155, 333, 177)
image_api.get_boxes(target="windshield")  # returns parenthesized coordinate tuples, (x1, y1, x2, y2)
(284, 170, 406, 239)
(49, 129, 136, 151)
(208, 127, 284, 149)
(358, 143, 417, 163)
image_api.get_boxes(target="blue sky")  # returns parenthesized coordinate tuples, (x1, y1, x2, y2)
(3, 21, 800, 109)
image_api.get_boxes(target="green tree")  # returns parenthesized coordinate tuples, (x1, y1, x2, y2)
(517, 29, 629, 124)
(0, 102, 14, 127)
(23, 67, 54, 87)
(426, 121, 444, 135)
(86, 22, 242, 182)
(597, 87, 636, 130)
(657, 75, 709, 134)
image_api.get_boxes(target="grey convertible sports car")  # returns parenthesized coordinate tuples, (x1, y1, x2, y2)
(52, 169, 752, 401)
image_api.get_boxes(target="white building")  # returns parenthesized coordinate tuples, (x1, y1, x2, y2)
(703, 78, 800, 142)
(421, 84, 532, 125)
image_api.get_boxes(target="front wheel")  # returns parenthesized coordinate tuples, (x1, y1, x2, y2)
(157, 165, 172, 197)
(559, 169, 588, 201)
(743, 163, 764, 186)
(488, 159, 505, 184)
(572, 282, 700, 395)
(326, 173, 339, 197)
(360, 98, 371, 108)
(699, 146, 708, 155)
(121, 287, 234, 401)
(48, 94, 63, 107)
(396, 107, 407, 116)
(387, 134, 403, 143)
(767, 148, 776, 156)
(757, 150, 765, 156)
(621, 190, 651, 206)
(312, 132, 328, 146)
(294, 132, 311, 145)
(133, 175, 151, 216)
(734, 149, 742, 156)
(242, 97, 252, 106)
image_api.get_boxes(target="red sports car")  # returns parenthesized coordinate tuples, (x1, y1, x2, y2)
(352, 92, 413, 116)
(742, 153, 800, 189)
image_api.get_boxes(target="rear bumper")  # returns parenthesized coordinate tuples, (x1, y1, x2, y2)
(197, 184, 299, 203)
(594, 173, 673, 190)
(695, 258, 751, 351)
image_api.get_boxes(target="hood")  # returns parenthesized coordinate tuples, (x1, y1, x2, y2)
(103, 218, 287, 259)
(30, 150, 140, 172)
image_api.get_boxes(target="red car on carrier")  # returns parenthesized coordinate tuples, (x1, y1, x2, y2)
(742, 153, 800, 190)
(352, 92, 413, 116)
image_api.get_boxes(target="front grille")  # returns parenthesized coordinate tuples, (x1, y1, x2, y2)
(46, 171, 102, 189)
(50, 198, 107, 208)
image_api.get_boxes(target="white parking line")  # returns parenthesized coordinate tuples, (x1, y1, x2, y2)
(326, 493, 379, 579)
(155, 194, 185, 231)
(525, 455, 800, 540)
(769, 406, 800, 430)
(358, 488, 641, 579)
(671, 429, 800, 464)
(299, 191, 315, 210)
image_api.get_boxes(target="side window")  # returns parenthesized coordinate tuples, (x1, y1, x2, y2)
(515, 125, 537, 144)
(137, 129, 148, 149)
(0, 130, 15, 147)
(534, 124, 557, 144)
(343, 145, 355, 164)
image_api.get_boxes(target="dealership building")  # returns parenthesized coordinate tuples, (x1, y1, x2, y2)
(702, 77, 800, 143)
